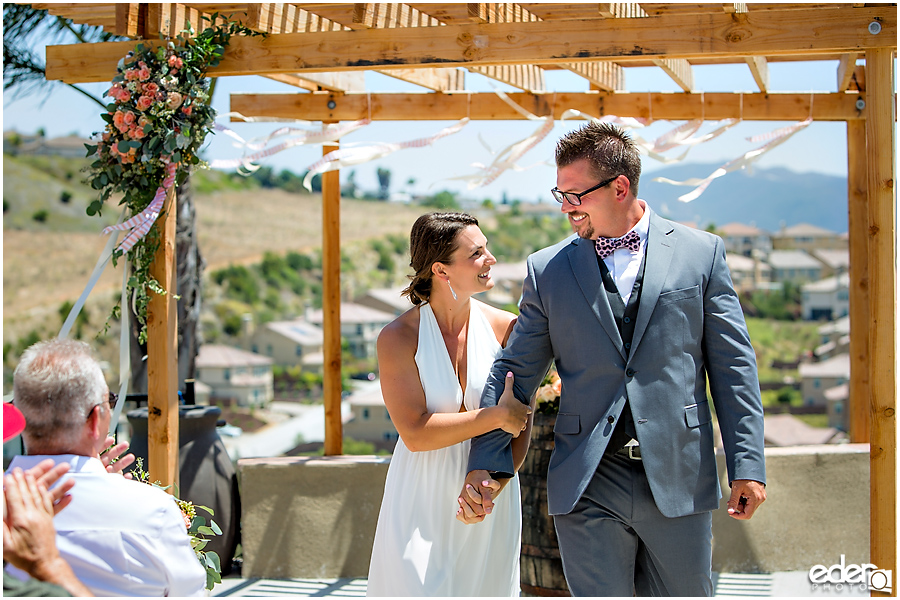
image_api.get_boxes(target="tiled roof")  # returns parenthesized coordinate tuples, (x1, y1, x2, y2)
(767, 250, 822, 269)
(802, 273, 849, 292)
(775, 223, 838, 237)
(197, 344, 273, 368)
(265, 320, 324, 345)
(307, 303, 395, 325)
(718, 222, 769, 236)
(798, 353, 850, 378)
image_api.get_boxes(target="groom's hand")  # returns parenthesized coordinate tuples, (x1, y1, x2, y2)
(726, 479, 766, 520)
(456, 470, 500, 524)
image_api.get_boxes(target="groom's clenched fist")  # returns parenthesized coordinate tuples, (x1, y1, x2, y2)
(456, 470, 500, 524)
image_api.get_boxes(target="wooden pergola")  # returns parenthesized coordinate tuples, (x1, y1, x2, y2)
(39, 2, 896, 589)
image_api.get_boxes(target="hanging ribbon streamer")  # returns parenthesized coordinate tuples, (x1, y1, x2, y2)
(101, 161, 178, 253)
(301, 118, 470, 191)
(652, 117, 813, 202)
(209, 118, 371, 171)
(448, 88, 555, 189)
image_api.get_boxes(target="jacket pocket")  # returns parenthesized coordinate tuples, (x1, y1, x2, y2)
(658, 285, 701, 305)
(684, 401, 712, 428)
(554, 413, 580, 434)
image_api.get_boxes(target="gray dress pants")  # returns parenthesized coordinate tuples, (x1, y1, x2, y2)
(553, 453, 714, 597)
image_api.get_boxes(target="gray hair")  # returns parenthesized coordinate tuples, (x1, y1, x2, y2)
(13, 338, 107, 451)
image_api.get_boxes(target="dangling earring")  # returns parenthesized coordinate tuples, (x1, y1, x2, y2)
(448, 280, 458, 301)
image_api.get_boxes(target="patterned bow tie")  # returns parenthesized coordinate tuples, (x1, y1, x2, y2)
(595, 231, 641, 259)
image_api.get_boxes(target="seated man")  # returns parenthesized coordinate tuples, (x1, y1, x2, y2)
(5, 338, 206, 597)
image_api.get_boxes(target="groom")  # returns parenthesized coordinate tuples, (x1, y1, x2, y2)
(459, 123, 766, 596)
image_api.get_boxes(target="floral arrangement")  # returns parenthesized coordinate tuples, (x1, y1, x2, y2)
(534, 369, 562, 415)
(84, 15, 263, 342)
(131, 458, 223, 590)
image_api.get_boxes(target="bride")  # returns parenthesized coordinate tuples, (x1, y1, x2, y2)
(366, 212, 534, 597)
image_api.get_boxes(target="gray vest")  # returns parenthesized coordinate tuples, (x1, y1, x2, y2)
(597, 251, 646, 452)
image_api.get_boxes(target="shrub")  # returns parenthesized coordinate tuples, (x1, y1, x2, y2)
(32, 209, 49, 222)
(60, 191, 72, 204)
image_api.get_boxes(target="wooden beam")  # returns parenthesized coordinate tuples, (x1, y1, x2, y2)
(561, 62, 625, 92)
(45, 6, 897, 83)
(262, 72, 367, 93)
(652, 58, 694, 92)
(229, 91, 866, 122)
(745, 55, 769, 93)
(114, 3, 140, 37)
(865, 47, 897, 594)
(147, 186, 179, 491)
(598, 3, 648, 18)
(837, 53, 860, 92)
(376, 68, 465, 92)
(846, 119, 869, 444)
(468, 64, 545, 92)
(321, 131, 342, 456)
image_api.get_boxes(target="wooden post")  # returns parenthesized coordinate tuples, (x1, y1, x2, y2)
(846, 119, 869, 443)
(147, 186, 179, 491)
(865, 48, 896, 594)
(322, 128, 343, 456)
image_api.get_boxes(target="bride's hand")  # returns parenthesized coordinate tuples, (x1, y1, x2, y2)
(496, 371, 531, 437)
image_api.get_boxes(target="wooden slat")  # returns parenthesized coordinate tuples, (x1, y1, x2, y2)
(147, 186, 179, 491)
(46, 6, 897, 82)
(745, 55, 769, 93)
(404, 3, 474, 24)
(865, 47, 897, 595)
(229, 91, 866, 122)
(846, 119, 869, 444)
(352, 3, 441, 28)
(837, 53, 860, 92)
(561, 62, 625, 92)
(468, 64, 545, 92)
(376, 68, 465, 92)
(652, 58, 694, 92)
(725, 4, 750, 14)
(519, 3, 611, 20)
(321, 133, 342, 456)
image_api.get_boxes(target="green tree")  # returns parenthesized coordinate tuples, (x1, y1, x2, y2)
(376, 167, 392, 200)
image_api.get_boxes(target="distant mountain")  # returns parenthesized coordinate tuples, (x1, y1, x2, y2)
(638, 163, 848, 233)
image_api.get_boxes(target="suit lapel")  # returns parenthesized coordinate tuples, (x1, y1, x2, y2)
(569, 237, 625, 358)
(630, 212, 676, 355)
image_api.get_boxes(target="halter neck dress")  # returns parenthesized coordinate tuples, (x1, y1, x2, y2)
(366, 300, 522, 596)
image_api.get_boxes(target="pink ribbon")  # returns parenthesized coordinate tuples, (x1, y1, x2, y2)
(102, 161, 178, 252)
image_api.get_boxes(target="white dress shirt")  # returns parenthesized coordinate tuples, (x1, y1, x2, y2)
(5, 454, 206, 597)
(601, 199, 650, 305)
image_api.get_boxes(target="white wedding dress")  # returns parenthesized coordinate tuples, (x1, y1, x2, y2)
(367, 300, 522, 597)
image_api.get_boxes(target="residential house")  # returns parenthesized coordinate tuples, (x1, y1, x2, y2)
(4, 132, 90, 158)
(814, 315, 850, 359)
(725, 253, 772, 293)
(824, 383, 850, 432)
(717, 222, 772, 257)
(767, 250, 823, 284)
(195, 344, 274, 407)
(342, 383, 399, 448)
(810, 249, 850, 279)
(798, 353, 850, 407)
(480, 260, 527, 308)
(801, 273, 850, 321)
(307, 303, 395, 359)
(356, 286, 412, 317)
(772, 223, 847, 252)
(244, 319, 324, 372)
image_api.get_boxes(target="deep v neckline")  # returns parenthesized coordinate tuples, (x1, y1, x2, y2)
(429, 302, 472, 401)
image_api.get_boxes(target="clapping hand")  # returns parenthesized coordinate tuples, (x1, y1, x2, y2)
(100, 436, 135, 479)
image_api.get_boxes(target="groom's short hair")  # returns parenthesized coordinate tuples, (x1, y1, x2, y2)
(555, 123, 642, 197)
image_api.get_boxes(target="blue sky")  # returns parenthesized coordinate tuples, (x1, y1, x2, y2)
(3, 33, 856, 203)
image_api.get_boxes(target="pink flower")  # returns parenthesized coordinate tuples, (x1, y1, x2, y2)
(123, 111, 136, 126)
(124, 68, 140, 81)
(113, 111, 126, 129)
(168, 55, 184, 69)
(130, 126, 146, 140)
(138, 115, 151, 128)
(181, 104, 192, 116)
(136, 95, 153, 111)
(166, 91, 183, 110)
(142, 82, 159, 95)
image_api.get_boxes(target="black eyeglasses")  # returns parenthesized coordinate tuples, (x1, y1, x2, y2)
(551, 175, 619, 206)
(86, 392, 117, 420)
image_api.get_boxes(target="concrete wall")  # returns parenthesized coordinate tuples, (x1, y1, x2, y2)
(712, 444, 869, 573)
(239, 445, 869, 579)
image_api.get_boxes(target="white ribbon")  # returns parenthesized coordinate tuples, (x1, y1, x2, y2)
(302, 118, 469, 191)
(653, 117, 813, 202)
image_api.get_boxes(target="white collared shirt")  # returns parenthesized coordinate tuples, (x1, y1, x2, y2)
(5, 454, 206, 597)
(601, 199, 650, 304)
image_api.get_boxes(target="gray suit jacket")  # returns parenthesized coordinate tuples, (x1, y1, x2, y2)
(468, 209, 766, 518)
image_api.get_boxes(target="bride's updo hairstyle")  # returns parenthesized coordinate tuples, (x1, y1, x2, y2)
(402, 212, 479, 305)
